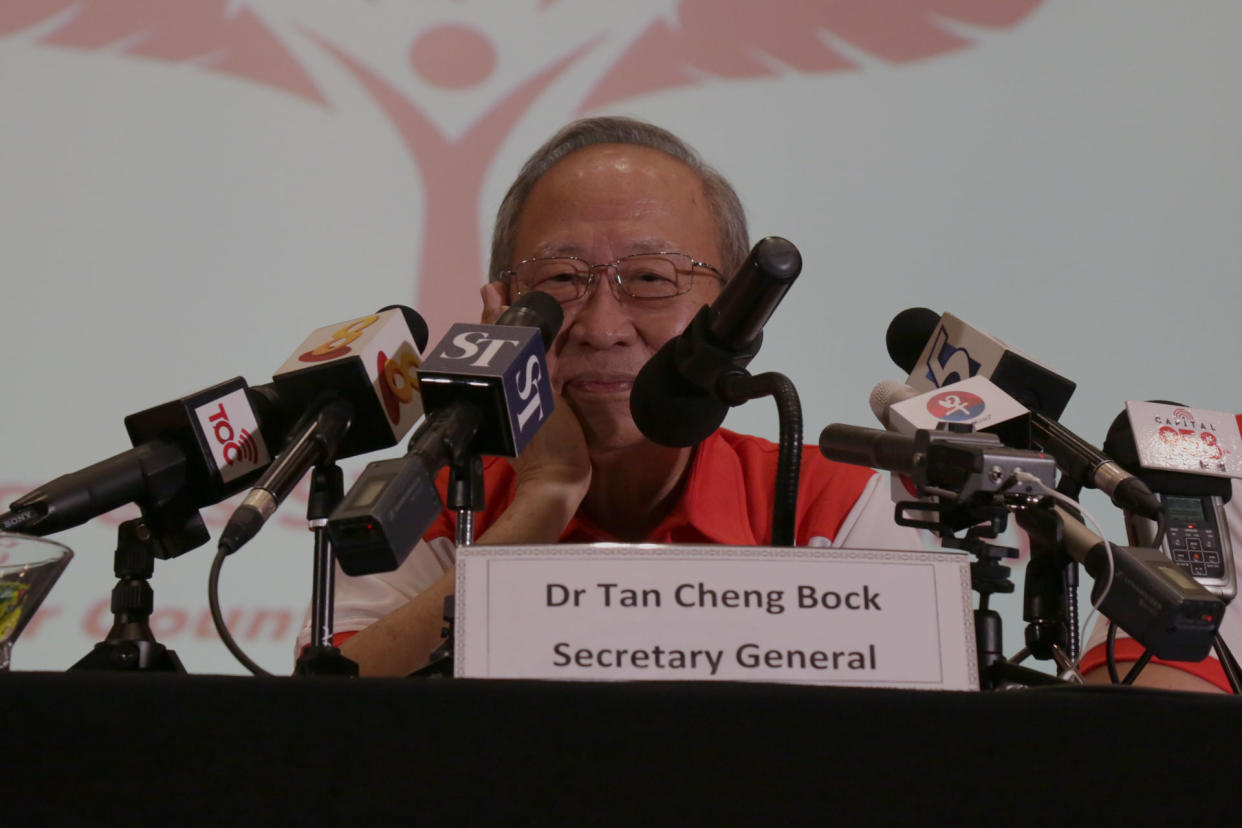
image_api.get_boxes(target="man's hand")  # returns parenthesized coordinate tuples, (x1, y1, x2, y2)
(478, 283, 590, 538)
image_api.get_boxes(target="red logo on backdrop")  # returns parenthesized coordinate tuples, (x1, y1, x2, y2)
(1173, 408, 1194, 421)
(0, 1, 1046, 335)
(927, 390, 987, 421)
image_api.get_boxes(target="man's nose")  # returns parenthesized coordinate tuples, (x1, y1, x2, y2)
(566, 268, 635, 347)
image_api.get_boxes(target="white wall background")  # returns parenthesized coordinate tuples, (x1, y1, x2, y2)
(1, 0, 1239, 674)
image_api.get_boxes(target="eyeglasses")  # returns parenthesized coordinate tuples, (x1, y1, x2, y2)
(499, 252, 724, 304)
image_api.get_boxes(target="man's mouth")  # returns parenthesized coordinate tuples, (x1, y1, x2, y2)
(563, 374, 635, 394)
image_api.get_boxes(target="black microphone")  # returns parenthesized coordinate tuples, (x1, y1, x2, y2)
(7, 377, 274, 540)
(818, 423, 921, 476)
(885, 307, 1162, 520)
(414, 291, 561, 457)
(819, 423, 1055, 498)
(1105, 403, 1236, 601)
(218, 306, 429, 554)
(1021, 503, 1224, 662)
(630, 236, 801, 447)
(326, 292, 563, 575)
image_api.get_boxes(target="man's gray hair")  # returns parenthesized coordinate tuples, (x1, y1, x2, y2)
(488, 116, 749, 282)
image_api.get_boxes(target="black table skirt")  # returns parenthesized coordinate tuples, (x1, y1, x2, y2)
(3, 671, 1237, 825)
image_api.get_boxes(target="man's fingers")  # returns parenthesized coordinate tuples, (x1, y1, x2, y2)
(480, 281, 508, 324)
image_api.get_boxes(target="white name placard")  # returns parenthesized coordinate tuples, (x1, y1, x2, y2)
(454, 544, 978, 690)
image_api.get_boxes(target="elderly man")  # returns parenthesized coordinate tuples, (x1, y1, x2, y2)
(309, 117, 917, 676)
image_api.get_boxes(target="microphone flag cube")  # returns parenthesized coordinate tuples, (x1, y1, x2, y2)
(417, 323, 554, 457)
(125, 377, 271, 501)
(271, 307, 425, 457)
(888, 376, 1032, 450)
(906, 313, 1076, 419)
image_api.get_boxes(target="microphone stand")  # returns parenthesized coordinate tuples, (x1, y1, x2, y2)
(69, 511, 203, 672)
(1011, 503, 1082, 678)
(718, 371, 801, 546)
(873, 428, 1068, 689)
(895, 493, 1065, 690)
(408, 456, 484, 679)
(294, 462, 358, 676)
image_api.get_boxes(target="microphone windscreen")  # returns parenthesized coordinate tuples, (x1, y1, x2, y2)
(885, 307, 940, 373)
(630, 338, 728, 448)
(497, 291, 564, 347)
(377, 304, 430, 352)
(868, 380, 921, 429)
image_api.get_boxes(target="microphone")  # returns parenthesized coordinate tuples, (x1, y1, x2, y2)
(414, 291, 561, 457)
(218, 305, 429, 554)
(1105, 403, 1236, 601)
(818, 423, 1055, 499)
(630, 236, 801, 447)
(1020, 503, 1224, 662)
(869, 380, 922, 431)
(885, 308, 1162, 520)
(326, 292, 563, 575)
(886, 308, 1075, 418)
(7, 377, 273, 541)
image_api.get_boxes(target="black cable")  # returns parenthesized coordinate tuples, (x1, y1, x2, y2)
(1122, 649, 1153, 685)
(1106, 621, 1121, 684)
(209, 545, 272, 677)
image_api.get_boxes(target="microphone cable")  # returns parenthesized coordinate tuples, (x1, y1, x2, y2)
(208, 543, 273, 677)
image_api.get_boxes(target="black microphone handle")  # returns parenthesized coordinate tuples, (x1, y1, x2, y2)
(259, 397, 354, 502)
(219, 397, 353, 554)
(9, 441, 187, 536)
(405, 399, 485, 470)
(707, 236, 801, 349)
(818, 424, 918, 476)
(1030, 412, 1161, 519)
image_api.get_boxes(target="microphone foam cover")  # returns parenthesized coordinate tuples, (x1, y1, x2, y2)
(377, 304, 430, 351)
(630, 340, 729, 448)
(868, 380, 921, 429)
(885, 307, 940, 373)
(499, 291, 564, 347)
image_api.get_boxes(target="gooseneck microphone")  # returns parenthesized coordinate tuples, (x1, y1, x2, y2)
(630, 236, 802, 447)
(885, 308, 1162, 520)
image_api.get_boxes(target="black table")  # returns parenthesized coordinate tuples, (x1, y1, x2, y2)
(3, 672, 1237, 824)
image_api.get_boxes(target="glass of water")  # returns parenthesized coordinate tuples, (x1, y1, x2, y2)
(0, 533, 73, 670)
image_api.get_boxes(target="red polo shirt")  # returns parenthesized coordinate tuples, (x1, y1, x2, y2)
(425, 429, 877, 547)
